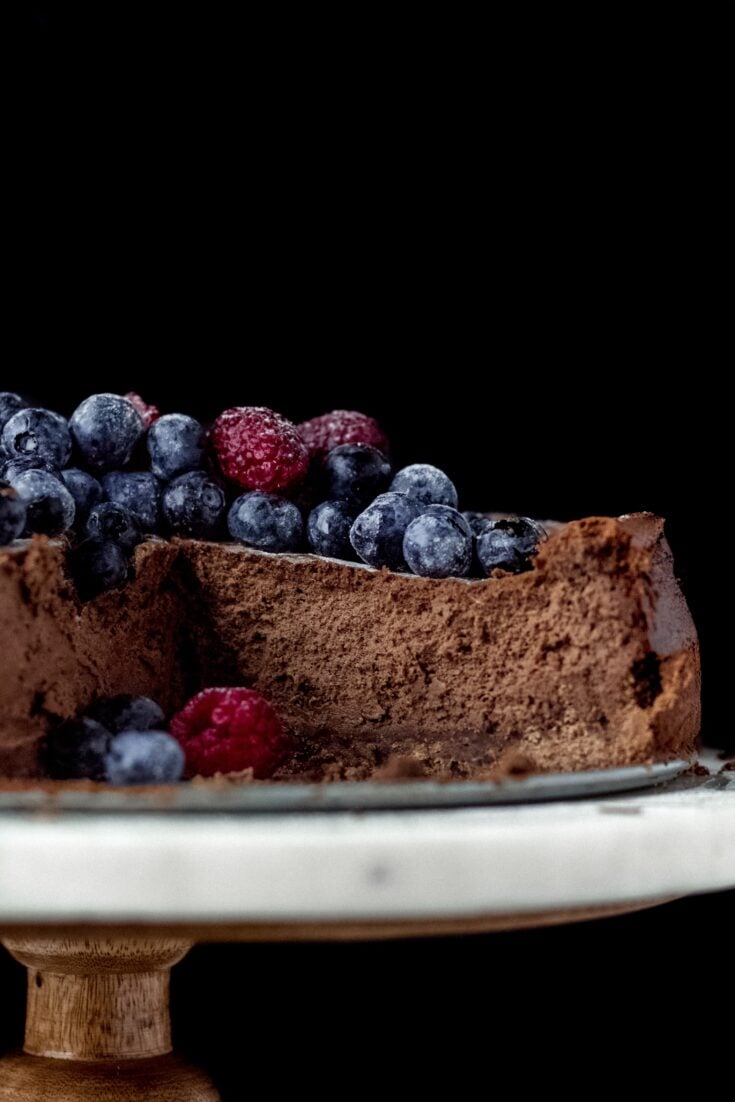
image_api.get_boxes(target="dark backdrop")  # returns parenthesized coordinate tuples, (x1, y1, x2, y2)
(3, 8, 725, 1097)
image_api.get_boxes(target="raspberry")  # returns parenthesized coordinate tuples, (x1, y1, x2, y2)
(298, 410, 389, 463)
(211, 407, 309, 493)
(124, 392, 161, 427)
(170, 687, 290, 778)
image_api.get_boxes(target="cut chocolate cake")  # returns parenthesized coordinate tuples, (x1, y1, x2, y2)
(0, 512, 700, 780)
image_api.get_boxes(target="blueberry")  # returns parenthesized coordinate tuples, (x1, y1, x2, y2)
(162, 471, 226, 538)
(2, 408, 72, 468)
(307, 500, 358, 560)
(323, 444, 391, 507)
(389, 464, 458, 509)
(349, 492, 422, 570)
(227, 492, 303, 552)
(403, 505, 472, 579)
(1, 456, 59, 480)
(60, 468, 104, 525)
(87, 694, 166, 734)
(476, 516, 547, 575)
(0, 392, 27, 434)
(69, 393, 145, 472)
(0, 482, 27, 545)
(45, 717, 112, 780)
(105, 730, 185, 785)
(462, 511, 493, 537)
(461, 511, 494, 575)
(10, 469, 76, 536)
(86, 502, 141, 552)
(146, 414, 206, 480)
(69, 539, 129, 599)
(102, 471, 161, 533)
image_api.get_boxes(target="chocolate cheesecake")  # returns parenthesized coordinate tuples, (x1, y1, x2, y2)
(0, 512, 700, 780)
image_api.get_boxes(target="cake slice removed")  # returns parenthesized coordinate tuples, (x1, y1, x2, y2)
(0, 513, 700, 780)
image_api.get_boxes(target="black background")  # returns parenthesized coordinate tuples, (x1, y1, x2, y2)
(1, 7, 726, 1097)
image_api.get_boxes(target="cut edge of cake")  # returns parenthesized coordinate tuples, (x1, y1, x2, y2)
(0, 512, 701, 782)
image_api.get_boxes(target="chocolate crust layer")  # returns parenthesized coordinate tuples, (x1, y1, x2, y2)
(0, 514, 700, 780)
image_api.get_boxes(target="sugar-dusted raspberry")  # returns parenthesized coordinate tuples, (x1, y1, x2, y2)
(124, 392, 161, 427)
(170, 687, 291, 778)
(297, 410, 389, 463)
(211, 407, 309, 493)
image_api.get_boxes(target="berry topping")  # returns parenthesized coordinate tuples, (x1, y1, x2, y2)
(171, 687, 290, 778)
(476, 516, 547, 575)
(1, 456, 59, 480)
(85, 502, 141, 552)
(147, 413, 206, 480)
(10, 469, 76, 535)
(2, 408, 71, 468)
(462, 511, 493, 537)
(0, 482, 27, 545)
(307, 500, 358, 561)
(60, 469, 104, 525)
(46, 717, 112, 780)
(349, 492, 422, 570)
(69, 393, 145, 472)
(228, 492, 303, 552)
(123, 392, 160, 427)
(403, 505, 473, 578)
(105, 730, 185, 785)
(0, 392, 27, 432)
(102, 471, 162, 533)
(389, 464, 458, 509)
(211, 406, 309, 493)
(162, 471, 226, 538)
(297, 409, 389, 463)
(69, 539, 129, 599)
(323, 444, 391, 507)
(87, 694, 166, 733)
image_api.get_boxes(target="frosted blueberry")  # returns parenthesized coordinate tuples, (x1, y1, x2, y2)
(105, 730, 185, 785)
(60, 468, 104, 524)
(462, 511, 493, 537)
(389, 463, 458, 509)
(86, 502, 141, 553)
(69, 539, 129, 599)
(46, 717, 112, 780)
(69, 393, 145, 472)
(87, 695, 166, 734)
(146, 413, 206, 480)
(476, 517, 547, 575)
(323, 444, 391, 507)
(0, 392, 27, 434)
(228, 492, 303, 552)
(307, 500, 358, 560)
(10, 469, 75, 535)
(403, 505, 472, 578)
(0, 483, 27, 545)
(102, 470, 162, 533)
(162, 471, 226, 538)
(349, 492, 422, 570)
(2, 408, 71, 468)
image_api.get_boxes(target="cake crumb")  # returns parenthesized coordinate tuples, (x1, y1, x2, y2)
(478, 749, 538, 782)
(371, 755, 426, 782)
(190, 767, 256, 786)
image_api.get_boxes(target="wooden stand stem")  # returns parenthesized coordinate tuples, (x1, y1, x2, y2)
(0, 938, 219, 1101)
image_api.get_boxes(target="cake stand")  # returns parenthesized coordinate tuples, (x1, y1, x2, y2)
(0, 760, 733, 1100)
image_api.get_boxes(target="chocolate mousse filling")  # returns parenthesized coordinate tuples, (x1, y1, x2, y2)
(0, 513, 700, 780)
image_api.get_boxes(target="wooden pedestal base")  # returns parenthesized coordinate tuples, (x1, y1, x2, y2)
(0, 938, 219, 1101)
